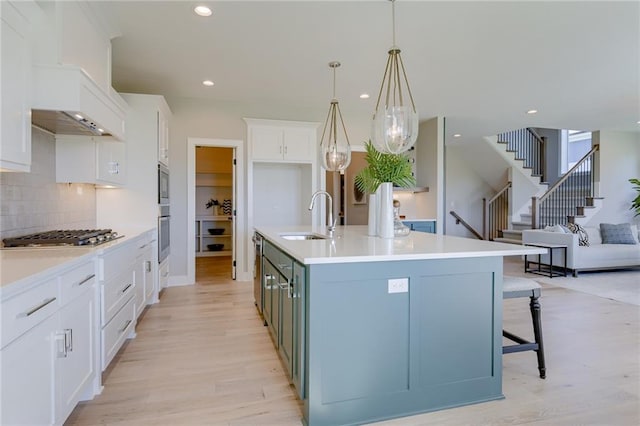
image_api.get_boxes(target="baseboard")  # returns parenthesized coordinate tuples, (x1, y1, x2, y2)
(168, 275, 193, 287)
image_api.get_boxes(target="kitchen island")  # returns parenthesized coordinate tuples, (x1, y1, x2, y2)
(254, 225, 545, 426)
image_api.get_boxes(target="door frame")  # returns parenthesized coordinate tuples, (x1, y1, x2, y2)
(187, 138, 247, 283)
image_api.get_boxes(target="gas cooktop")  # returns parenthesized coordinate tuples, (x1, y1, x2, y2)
(2, 229, 122, 248)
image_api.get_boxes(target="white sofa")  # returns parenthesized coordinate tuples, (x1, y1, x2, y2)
(522, 224, 640, 277)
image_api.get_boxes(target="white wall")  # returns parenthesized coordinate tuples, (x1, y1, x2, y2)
(166, 96, 372, 282)
(590, 130, 640, 226)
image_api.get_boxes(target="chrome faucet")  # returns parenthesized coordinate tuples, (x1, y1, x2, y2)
(309, 190, 336, 235)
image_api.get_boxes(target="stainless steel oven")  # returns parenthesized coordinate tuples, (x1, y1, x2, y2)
(158, 204, 170, 263)
(158, 163, 169, 204)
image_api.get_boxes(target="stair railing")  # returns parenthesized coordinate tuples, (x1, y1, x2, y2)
(497, 128, 546, 180)
(483, 181, 512, 240)
(449, 211, 484, 240)
(531, 144, 599, 229)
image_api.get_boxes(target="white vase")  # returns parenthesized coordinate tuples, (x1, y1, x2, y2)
(377, 182, 394, 239)
(368, 193, 378, 236)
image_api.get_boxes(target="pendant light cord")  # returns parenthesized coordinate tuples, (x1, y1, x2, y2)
(391, 0, 396, 48)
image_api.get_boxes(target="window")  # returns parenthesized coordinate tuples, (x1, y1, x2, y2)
(561, 130, 591, 173)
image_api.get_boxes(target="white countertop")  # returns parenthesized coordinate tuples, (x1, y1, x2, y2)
(0, 229, 153, 292)
(256, 225, 546, 265)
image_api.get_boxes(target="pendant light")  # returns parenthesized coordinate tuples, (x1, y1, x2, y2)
(371, 0, 419, 154)
(320, 61, 351, 171)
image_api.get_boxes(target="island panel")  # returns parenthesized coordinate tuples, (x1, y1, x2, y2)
(304, 256, 503, 426)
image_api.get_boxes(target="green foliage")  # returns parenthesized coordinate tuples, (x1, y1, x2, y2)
(354, 141, 416, 194)
(630, 178, 640, 217)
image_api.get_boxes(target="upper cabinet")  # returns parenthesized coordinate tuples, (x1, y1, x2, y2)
(56, 135, 126, 187)
(0, 1, 40, 172)
(246, 118, 318, 163)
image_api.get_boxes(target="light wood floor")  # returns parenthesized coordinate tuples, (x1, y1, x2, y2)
(67, 258, 640, 425)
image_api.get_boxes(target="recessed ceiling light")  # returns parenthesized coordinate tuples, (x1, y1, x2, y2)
(97, 128, 104, 133)
(359, 93, 370, 99)
(194, 5, 212, 17)
(526, 109, 538, 114)
(74, 113, 84, 120)
(202, 80, 214, 87)
(453, 134, 461, 138)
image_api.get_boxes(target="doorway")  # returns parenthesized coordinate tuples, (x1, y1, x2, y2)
(195, 146, 234, 281)
(187, 138, 246, 285)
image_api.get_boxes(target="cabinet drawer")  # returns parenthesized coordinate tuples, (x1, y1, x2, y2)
(100, 241, 137, 282)
(59, 260, 96, 305)
(101, 297, 135, 371)
(1, 278, 59, 349)
(101, 267, 135, 326)
(264, 242, 293, 280)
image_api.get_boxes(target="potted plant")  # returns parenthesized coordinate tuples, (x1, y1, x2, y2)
(355, 141, 416, 237)
(630, 178, 640, 217)
(354, 141, 416, 194)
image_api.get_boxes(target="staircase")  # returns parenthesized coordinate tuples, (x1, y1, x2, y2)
(489, 129, 602, 244)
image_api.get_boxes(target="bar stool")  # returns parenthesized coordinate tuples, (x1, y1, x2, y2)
(503, 275, 546, 379)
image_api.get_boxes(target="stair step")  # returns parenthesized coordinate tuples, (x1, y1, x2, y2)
(511, 222, 532, 231)
(493, 237, 523, 245)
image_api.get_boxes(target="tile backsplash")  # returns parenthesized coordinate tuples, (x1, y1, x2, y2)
(0, 128, 96, 240)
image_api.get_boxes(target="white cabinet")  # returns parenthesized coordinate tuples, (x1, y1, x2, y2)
(98, 239, 137, 370)
(56, 135, 126, 186)
(56, 269, 96, 424)
(0, 258, 97, 426)
(158, 107, 170, 167)
(0, 1, 36, 172)
(246, 119, 317, 163)
(134, 233, 155, 318)
(159, 259, 169, 290)
(1, 316, 57, 425)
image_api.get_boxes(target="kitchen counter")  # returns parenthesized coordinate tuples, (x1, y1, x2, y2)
(255, 225, 545, 264)
(0, 230, 152, 296)
(256, 226, 547, 426)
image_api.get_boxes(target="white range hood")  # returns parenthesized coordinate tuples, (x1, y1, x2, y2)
(31, 64, 127, 141)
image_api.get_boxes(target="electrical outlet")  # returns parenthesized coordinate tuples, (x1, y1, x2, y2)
(388, 278, 409, 294)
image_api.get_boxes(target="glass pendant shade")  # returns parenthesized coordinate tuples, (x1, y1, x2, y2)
(320, 62, 351, 172)
(371, 1, 419, 154)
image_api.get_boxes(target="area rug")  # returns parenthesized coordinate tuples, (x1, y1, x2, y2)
(504, 259, 640, 306)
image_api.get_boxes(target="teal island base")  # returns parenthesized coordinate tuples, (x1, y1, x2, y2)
(302, 256, 504, 426)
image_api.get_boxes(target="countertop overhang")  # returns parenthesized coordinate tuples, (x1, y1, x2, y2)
(255, 225, 547, 265)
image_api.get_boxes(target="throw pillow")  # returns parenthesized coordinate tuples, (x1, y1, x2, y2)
(600, 223, 637, 245)
(567, 222, 589, 246)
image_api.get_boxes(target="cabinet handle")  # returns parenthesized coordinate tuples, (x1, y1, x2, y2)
(139, 243, 148, 249)
(277, 263, 291, 270)
(65, 329, 73, 352)
(284, 145, 287, 154)
(279, 145, 282, 154)
(145, 261, 152, 273)
(119, 319, 132, 333)
(56, 332, 68, 358)
(78, 274, 95, 286)
(121, 283, 133, 293)
(18, 297, 56, 318)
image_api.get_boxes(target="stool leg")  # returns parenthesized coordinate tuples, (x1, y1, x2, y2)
(529, 295, 546, 379)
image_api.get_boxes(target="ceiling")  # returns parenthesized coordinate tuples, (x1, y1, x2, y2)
(99, 0, 640, 143)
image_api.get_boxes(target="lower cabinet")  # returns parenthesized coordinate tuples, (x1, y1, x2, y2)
(262, 241, 305, 399)
(98, 237, 138, 371)
(1, 315, 57, 425)
(0, 259, 97, 426)
(56, 285, 96, 423)
(403, 220, 436, 233)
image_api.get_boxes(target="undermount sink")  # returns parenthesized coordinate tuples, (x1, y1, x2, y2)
(280, 233, 328, 241)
